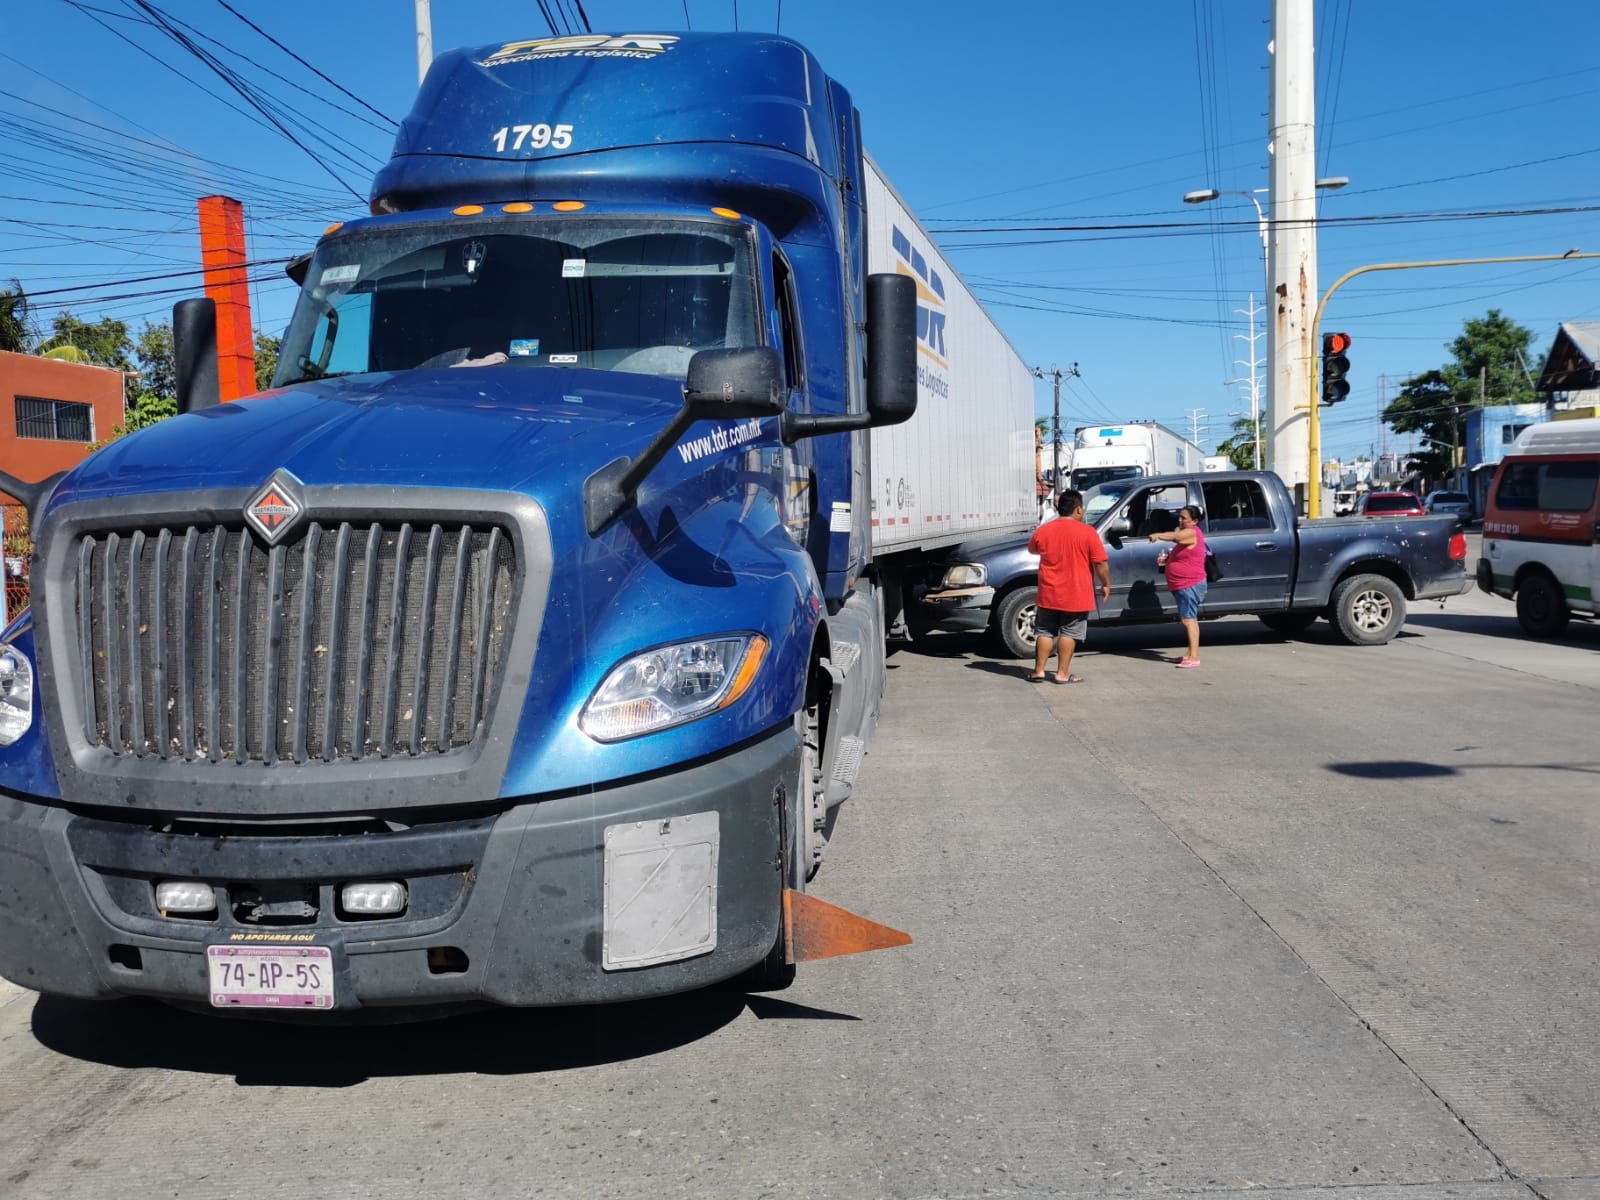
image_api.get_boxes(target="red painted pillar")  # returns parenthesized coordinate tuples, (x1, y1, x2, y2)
(198, 195, 256, 401)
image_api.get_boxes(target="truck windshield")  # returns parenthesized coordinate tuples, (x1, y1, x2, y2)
(274, 216, 760, 386)
(1071, 465, 1144, 492)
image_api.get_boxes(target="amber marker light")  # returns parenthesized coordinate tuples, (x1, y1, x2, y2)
(711, 207, 742, 220)
(553, 200, 585, 211)
(453, 204, 485, 216)
(502, 202, 534, 213)
(323, 222, 344, 235)
(717, 635, 769, 710)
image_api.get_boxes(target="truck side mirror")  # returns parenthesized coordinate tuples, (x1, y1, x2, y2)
(865, 272, 916, 427)
(1105, 517, 1133, 540)
(173, 297, 221, 414)
(684, 347, 786, 419)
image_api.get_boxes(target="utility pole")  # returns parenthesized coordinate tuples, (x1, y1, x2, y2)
(1233, 294, 1265, 469)
(1033, 363, 1079, 497)
(1268, 0, 1319, 498)
(415, 0, 433, 85)
(1183, 408, 1208, 446)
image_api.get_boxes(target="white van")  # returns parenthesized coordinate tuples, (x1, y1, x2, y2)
(1477, 418, 1600, 637)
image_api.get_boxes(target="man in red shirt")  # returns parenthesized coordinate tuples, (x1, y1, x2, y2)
(1025, 489, 1111, 683)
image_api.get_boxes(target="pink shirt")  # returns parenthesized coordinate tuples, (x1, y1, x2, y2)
(1165, 527, 1207, 591)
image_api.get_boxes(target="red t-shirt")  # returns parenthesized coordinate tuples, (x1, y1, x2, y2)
(1027, 517, 1108, 611)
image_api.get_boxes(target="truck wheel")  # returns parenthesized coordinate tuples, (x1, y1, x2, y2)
(991, 586, 1039, 659)
(1330, 573, 1406, 645)
(1516, 571, 1570, 638)
(1259, 612, 1319, 636)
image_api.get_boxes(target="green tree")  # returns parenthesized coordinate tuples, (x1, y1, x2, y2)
(1213, 414, 1261, 470)
(254, 330, 282, 391)
(88, 391, 177, 452)
(0, 280, 36, 353)
(38, 311, 132, 371)
(134, 320, 176, 401)
(1383, 309, 1545, 477)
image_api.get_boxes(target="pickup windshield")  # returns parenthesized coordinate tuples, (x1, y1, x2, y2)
(274, 216, 760, 386)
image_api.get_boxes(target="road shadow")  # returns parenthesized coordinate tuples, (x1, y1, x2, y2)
(1403, 609, 1600, 651)
(27, 987, 859, 1085)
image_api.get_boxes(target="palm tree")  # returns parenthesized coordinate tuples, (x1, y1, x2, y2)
(1213, 414, 1262, 470)
(0, 281, 35, 354)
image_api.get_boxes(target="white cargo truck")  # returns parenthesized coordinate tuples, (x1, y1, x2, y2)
(1068, 421, 1203, 491)
(864, 158, 1036, 554)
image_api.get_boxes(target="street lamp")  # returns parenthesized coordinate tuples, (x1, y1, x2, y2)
(1182, 178, 1349, 294)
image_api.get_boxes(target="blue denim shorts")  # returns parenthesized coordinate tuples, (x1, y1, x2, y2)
(1174, 583, 1207, 620)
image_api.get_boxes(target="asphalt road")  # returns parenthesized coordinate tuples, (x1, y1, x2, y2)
(2, 573, 1597, 1199)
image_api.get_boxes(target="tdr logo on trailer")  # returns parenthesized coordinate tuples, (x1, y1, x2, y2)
(891, 226, 951, 401)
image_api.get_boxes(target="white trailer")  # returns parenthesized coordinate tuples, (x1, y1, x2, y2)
(1068, 421, 1203, 491)
(863, 157, 1035, 554)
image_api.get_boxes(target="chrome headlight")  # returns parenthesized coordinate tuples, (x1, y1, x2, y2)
(580, 635, 768, 742)
(939, 563, 987, 589)
(0, 644, 34, 746)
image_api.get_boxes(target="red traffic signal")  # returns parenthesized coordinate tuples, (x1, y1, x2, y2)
(1320, 332, 1352, 405)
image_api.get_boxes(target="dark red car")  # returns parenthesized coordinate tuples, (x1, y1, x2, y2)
(1358, 490, 1426, 518)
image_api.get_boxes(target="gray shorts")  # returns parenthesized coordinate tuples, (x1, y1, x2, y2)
(1035, 607, 1088, 641)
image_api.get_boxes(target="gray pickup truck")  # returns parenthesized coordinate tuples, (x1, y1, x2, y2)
(916, 470, 1472, 656)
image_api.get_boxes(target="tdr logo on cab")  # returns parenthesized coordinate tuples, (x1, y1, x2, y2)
(891, 226, 948, 366)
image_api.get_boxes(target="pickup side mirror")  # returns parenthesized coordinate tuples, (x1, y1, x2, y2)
(684, 347, 786, 419)
(1105, 517, 1134, 539)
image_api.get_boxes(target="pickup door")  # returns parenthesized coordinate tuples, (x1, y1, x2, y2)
(1096, 477, 1296, 615)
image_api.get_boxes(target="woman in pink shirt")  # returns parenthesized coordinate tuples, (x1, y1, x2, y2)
(1149, 505, 1207, 669)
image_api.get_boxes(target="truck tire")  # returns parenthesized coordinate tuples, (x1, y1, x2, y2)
(1259, 612, 1319, 636)
(991, 586, 1039, 659)
(1515, 571, 1570, 638)
(1330, 573, 1406, 645)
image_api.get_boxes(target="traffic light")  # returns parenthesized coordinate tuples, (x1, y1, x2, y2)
(1321, 332, 1352, 405)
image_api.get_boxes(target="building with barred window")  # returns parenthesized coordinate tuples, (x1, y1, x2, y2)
(0, 350, 124, 505)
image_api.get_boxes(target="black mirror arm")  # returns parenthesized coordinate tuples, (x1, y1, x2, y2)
(583, 403, 699, 537)
(0, 469, 62, 528)
(780, 411, 871, 443)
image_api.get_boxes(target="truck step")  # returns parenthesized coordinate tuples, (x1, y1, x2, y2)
(830, 735, 865, 789)
(827, 641, 862, 677)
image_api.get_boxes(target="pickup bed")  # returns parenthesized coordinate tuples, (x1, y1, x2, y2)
(915, 470, 1471, 656)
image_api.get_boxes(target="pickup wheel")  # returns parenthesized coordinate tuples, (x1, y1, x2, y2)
(1515, 571, 1570, 638)
(1330, 573, 1406, 645)
(1259, 612, 1319, 636)
(991, 586, 1039, 658)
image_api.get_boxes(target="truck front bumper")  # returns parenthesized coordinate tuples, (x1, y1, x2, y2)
(0, 729, 795, 1011)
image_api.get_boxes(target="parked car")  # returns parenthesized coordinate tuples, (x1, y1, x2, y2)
(1423, 490, 1472, 519)
(1359, 491, 1425, 518)
(915, 470, 1471, 656)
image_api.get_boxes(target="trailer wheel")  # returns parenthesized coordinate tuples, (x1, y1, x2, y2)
(991, 586, 1039, 659)
(1330, 573, 1406, 645)
(1259, 612, 1319, 636)
(1515, 571, 1570, 639)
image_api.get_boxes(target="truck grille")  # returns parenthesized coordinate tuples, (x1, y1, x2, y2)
(72, 521, 517, 763)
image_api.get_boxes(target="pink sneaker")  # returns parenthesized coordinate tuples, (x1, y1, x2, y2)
(1177, 657, 1200, 669)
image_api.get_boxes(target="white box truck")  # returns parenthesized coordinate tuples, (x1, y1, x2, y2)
(1069, 421, 1203, 491)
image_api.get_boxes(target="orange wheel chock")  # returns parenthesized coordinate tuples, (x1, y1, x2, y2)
(782, 888, 912, 965)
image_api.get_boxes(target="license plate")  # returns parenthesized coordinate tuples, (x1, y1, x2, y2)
(207, 945, 334, 1009)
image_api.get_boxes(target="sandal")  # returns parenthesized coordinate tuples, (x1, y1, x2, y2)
(1055, 674, 1083, 684)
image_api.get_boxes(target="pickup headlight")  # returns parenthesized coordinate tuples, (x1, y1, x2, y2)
(0, 644, 34, 746)
(580, 635, 768, 742)
(938, 563, 987, 589)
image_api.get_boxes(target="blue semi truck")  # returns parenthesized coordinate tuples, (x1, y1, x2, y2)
(0, 32, 1033, 1013)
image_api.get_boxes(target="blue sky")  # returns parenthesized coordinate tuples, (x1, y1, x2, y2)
(3, 1, 1597, 465)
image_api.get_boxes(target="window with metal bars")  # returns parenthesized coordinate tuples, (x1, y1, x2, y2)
(15, 396, 94, 442)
